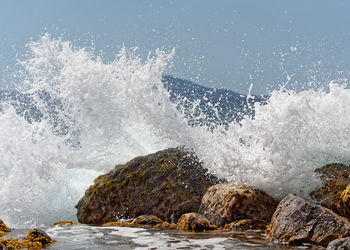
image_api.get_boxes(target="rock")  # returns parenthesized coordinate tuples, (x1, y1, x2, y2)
(177, 212, 216, 232)
(133, 215, 163, 225)
(199, 184, 277, 227)
(0, 229, 56, 249)
(339, 184, 350, 219)
(102, 215, 176, 229)
(224, 219, 267, 231)
(326, 237, 350, 250)
(310, 163, 350, 219)
(76, 147, 220, 225)
(266, 194, 350, 246)
(0, 220, 11, 233)
(53, 221, 78, 226)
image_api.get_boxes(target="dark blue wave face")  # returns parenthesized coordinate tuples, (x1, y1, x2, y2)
(162, 75, 266, 129)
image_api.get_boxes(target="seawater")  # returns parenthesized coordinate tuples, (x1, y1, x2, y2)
(0, 34, 350, 230)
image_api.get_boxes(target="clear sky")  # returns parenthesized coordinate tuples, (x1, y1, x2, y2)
(1, 0, 350, 94)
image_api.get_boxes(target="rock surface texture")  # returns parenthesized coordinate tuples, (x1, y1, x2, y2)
(177, 213, 216, 232)
(76, 147, 220, 225)
(326, 237, 350, 250)
(266, 194, 350, 246)
(224, 219, 267, 231)
(310, 163, 350, 219)
(199, 184, 277, 227)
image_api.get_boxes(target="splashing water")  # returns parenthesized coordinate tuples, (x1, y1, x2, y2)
(1, 34, 349, 227)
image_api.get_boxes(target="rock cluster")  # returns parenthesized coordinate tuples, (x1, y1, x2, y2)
(75, 147, 350, 249)
(0, 226, 55, 249)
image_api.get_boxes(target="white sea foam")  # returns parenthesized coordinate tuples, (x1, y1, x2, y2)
(0, 34, 349, 227)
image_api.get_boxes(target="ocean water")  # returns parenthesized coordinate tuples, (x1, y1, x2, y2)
(0, 34, 349, 248)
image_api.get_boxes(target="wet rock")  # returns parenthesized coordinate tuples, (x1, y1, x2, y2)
(199, 184, 277, 227)
(0, 220, 11, 233)
(326, 237, 350, 250)
(53, 221, 78, 226)
(133, 215, 163, 225)
(102, 215, 176, 229)
(177, 212, 216, 232)
(224, 219, 267, 231)
(266, 194, 350, 246)
(310, 163, 350, 219)
(0, 229, 56, 249)
(76, 147, 220, 225)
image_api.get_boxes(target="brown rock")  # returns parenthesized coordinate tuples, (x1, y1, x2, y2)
(224, 219, 267, 231)
(266, 194, 350, 246)
(53, 221, 78, 226)
(0, 229, 56, 249)
(310, 163, 350, 219)
(338, 184, 350, 219)
(199, 184, 277, 227)
(76, 147, 220, 225)
(326, 237, 350, 250)
(0, 220, 11, 233)
(177, 212, 216, 232)
(133, 215, 163, 225)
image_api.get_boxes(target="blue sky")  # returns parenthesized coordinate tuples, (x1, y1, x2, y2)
(1, 0, 350, 94)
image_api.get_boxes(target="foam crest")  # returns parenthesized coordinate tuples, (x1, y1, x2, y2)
(195, 83, 350, 199)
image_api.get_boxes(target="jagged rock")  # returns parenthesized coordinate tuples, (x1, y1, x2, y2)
(76, 147, 220, 225)
(199, 184, 277, 227)
(266, 194, 350, 246)
(177, 212, 216, 232)
(224, 219, 267, 231)
(310, 163, 350, 219)
(326, 237, 350, 250)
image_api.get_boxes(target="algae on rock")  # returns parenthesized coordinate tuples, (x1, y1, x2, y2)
(76, 147, 221, 225)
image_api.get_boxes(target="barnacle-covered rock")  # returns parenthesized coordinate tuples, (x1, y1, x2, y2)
(177, 212, 216, 232)
(310, 163, 350, 219)
(266, 194, 350, 246)
(76, 147, 221, 225)
(199, 184, 277, 227)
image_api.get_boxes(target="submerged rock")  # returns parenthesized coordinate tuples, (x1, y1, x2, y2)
(224, 219, 267, 231)
(53, 221, 78, 226)
(76, 147, 220, 225)
(199, 184, 277, 227)
(266, 194, 350, 246)
(177, 213, 216, 232)
(102, 215, 175, 229)
(310, 163, 350, 219)
(326, 237, 350, 250)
